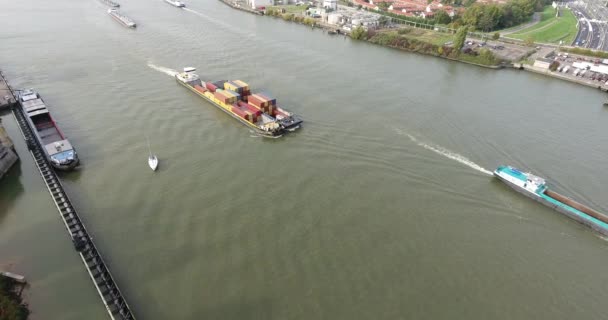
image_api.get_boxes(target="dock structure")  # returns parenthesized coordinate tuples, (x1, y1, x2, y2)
(0, 70, 19, 180)
(11, 98, 136, 319)
(0, 70, 17, 110)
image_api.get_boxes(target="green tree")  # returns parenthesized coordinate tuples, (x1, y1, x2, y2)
(351, 26, 367, 40)
(378, 2, 390, 11)
(453, 26, 469, 52)
(435, 10, 452, 24)
(478, 48, 497, 64)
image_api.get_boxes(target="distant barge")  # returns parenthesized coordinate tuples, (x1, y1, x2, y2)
(19, 89, 79, 170)
(175, 67, 302, 137)
(107, 9, 136, 28)
(99, 0, 120, 7)
(165, 0, 186, 7)
(494, 165, 608, 235)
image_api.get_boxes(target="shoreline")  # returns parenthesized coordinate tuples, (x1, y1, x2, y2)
(220, 1, 605, 92)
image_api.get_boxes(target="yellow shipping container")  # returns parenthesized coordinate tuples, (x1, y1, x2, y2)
(233, 80, 249, 90)
(224, 82, 236, 91)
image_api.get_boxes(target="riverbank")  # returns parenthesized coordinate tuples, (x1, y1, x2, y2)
(220, 2, 608, 93)
(519, 63, 608, 92)
(0, 272, 29, 320)
(217, 0, 262, 15)
(0, 70, 18, 181)
(260, 6, 504, 68)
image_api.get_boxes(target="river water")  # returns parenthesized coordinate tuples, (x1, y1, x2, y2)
(1, 0, 608, 319)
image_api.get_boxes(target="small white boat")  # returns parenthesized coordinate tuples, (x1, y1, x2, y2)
(147, 137, 158, 171)
(148, 155, 158, 171)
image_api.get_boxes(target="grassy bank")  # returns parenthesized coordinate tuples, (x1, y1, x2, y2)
(267, 5, 307, 14)
(361, 29, 500, 67)
(560, 47, 608, 59)
(509, 6, 578, 44)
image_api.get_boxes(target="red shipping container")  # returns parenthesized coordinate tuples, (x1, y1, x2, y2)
(257, 93, 276, 106)
(248, 94, 268, 108)
(205, 83, 218, 92)
(231, 105, 248, 118)
(194, 85, 207, 94)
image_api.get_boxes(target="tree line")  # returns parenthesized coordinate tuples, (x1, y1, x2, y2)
(360, 0, 552, 32)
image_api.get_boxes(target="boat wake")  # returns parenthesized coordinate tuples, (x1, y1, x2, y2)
(396, 129, 493, 176)
(147, 62, 178, 77)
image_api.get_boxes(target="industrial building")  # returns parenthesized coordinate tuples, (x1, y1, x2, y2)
(323, 0, 338, 10)
(248, 0, 273, 9)
(326, 7, 383, 29)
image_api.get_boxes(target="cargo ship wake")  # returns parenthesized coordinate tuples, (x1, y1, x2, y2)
(147, 63, 178, 77)
(395, 128, 492, 175)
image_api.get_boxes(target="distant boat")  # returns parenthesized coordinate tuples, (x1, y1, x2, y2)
(147, 137, 158, 171)
(148, 155, 158, 171)
(165, 0, 185, 7)
(108, 9, 136, 28)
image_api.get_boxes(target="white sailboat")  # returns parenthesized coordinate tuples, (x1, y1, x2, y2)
(147, 137, 158, 171)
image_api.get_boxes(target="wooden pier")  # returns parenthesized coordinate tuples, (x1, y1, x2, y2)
(10, 89, 136, 319)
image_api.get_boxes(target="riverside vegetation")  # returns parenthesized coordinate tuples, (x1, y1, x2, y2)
(0, 276, 29, 320)
(352, 26, 500, 66)
(264, 7, 500, 67)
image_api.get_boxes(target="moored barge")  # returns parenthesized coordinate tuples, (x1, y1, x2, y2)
(19, 89, 79, 171)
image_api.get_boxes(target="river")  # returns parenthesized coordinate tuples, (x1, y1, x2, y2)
(1, 0, 608, 319)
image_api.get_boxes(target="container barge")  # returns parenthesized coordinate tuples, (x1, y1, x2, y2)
(175, 67, 302, 137)
(107, 9, 136, 28)
(494, 165, 608, 235)
(165, 0, 186, 7)
(19, 89, 79, 171)
(99, 0, 120, 7)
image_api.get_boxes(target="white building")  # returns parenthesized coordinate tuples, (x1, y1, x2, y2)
(323, 0, 337, 10)
(248, 0, 273, 9)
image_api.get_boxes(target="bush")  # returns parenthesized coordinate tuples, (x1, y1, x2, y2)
(351, 26, 367, 40)
(492, 32, 500, 40)
(549, 60, 560, 71)
(397, 28, 412, 35)
(282, 13, 294, 21)
(0, 277, 29, 320)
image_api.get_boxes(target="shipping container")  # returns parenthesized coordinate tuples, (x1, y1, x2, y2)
(212, 80, 228, 89)
(257, 92, 277, 105)
(233, 80, 249, 90)
(225, 90, 241, 100)
(205, 83, 218, 92)
(232, 105, 248, 118)
(224, 81, 244, 94)
(194, 85, 207, 94)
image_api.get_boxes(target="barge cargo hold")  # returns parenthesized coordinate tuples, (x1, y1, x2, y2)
(175, 67, 302, 137)
(494, 165, 608, 236)
(107, 9, 136, 28)
(19, 89, 79, 171)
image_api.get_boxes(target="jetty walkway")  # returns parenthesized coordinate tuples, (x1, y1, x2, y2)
(8, 83, 136, 319)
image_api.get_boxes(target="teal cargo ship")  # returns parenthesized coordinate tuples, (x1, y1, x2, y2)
(494, 166, 608, 236)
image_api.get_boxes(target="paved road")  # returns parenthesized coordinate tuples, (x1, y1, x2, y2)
(569, 0, 608, 50)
